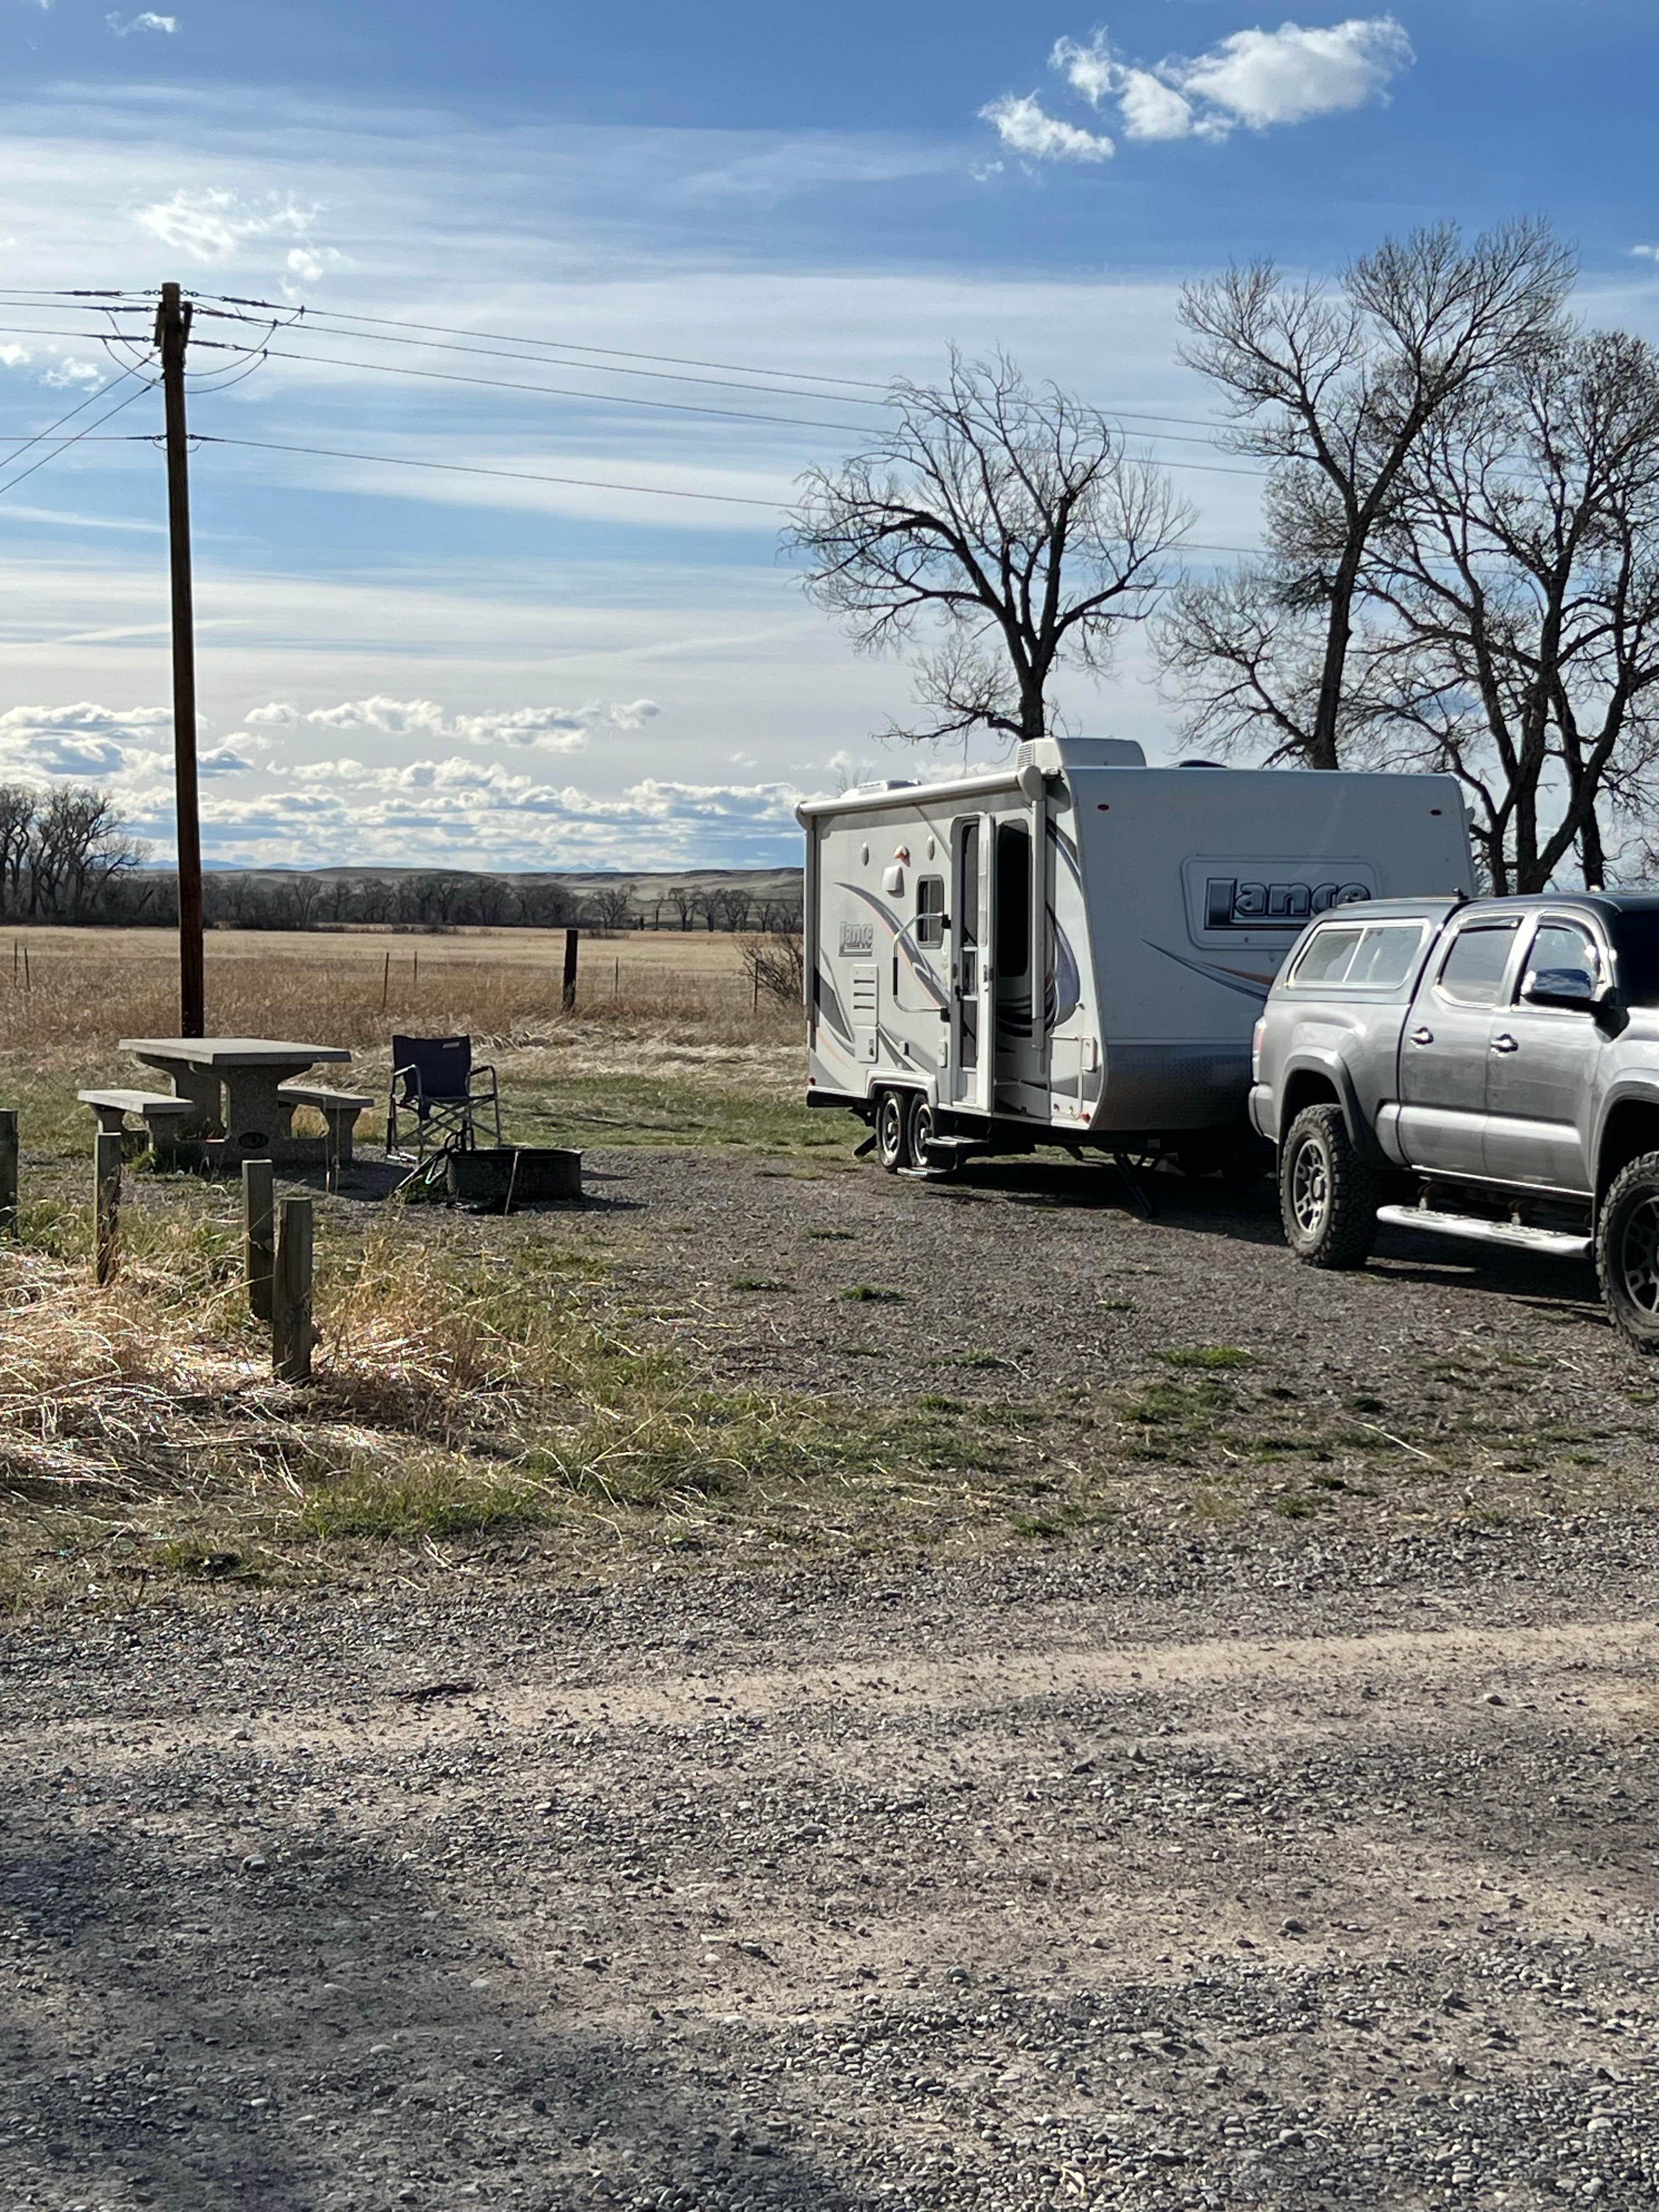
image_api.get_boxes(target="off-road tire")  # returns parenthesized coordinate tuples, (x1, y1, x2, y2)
(1279, 1104, 1378, 1269)
(1596, 1150, 1659, 1352)
(875, 1088, 910, 1175)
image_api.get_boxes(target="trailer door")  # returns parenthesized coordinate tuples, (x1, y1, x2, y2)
(951, 816, 994, 1113)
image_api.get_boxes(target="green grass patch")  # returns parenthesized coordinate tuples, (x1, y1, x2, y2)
(1154, 1345, 1255, 1370)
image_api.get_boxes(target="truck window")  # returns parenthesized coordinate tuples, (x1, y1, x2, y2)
(1436, 919, 1520, 1007)
(1290, 925, 1364, 985)
(1520, 920, 1600, 999)
(1611, 911, 1659, 1005)
(916, 874, 945, 949)
(995, 822, 1030, 978)
(1345, 922, 1427, 989)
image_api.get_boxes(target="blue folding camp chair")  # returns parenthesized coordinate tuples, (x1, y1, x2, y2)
(387, 1034, 501, 1163)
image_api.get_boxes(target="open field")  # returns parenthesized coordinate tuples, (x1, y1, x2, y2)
(3, 929, 1657, 2207)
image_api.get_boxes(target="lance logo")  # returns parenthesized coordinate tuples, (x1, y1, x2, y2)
(1205, 877, 1372, 929)
(838, 920, 875, 955)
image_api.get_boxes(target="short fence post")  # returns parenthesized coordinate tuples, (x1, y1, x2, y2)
(380, 948, 391, 1011)
(0, 1107, 18, 1236)
(562, 927, 579, 1012)
(243, 1158, 274, 1322)
(272, 1195, 314, 1382)
(93, 1130, 121, 1286)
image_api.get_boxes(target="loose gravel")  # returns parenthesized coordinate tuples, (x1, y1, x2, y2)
(4, 1536, 1657, 2211)
(5, 1141, 1658, 2208)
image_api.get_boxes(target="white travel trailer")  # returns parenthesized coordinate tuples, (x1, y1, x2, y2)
(797, 736, 1476, 1175)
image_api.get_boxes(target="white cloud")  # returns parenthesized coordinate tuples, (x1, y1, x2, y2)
(978, 94, 1114, 166)
(1038, 18, 1410, 153)
(1634, 246, 1659, 262)
(0, 701, 172, 783)
(106, 10, 178, 33)
(42, 357, 104, 390)
(234, 694, 660, 754)
(134, 185, 321, 264)
(1170, 17, 1412, 134)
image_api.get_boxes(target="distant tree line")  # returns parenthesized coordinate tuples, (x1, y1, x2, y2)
(0, 780, 803, 932)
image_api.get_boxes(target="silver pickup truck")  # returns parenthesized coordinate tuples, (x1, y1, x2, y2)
(1249, 891, 1659, 1348)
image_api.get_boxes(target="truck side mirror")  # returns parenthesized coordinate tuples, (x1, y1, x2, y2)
(1522, 966, 1601, 1012)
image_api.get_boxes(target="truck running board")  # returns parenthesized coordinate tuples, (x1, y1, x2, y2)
(1375, 1204, 1591, 1260)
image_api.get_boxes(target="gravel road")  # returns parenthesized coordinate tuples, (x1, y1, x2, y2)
(4, 1536, 1657, 2211)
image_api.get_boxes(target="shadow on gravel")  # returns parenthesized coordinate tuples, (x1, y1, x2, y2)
(0, 1787, 869, 2212)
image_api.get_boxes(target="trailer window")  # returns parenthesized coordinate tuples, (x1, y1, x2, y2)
(916, 874, 945, 949)
(995, 823, 1030, 979)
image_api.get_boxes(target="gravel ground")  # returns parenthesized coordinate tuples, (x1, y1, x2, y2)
(5, 1142, 1658, 2209)
(3, 1539, 1656, 2211)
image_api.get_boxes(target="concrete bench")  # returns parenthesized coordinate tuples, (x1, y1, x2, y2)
(78, 1088, 196, 1159)
(276, 1084, 374, 1165)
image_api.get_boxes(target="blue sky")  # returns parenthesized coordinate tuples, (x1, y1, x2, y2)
(2, 1, 1658, 871)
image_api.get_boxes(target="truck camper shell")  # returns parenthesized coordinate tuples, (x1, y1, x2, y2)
(796, 735, 1476, 1169)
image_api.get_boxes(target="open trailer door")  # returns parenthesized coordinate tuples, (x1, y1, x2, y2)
(950, 814, 994, 1115)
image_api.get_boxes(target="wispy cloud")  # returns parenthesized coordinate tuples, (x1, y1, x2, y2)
(241, 695, 659, 751)
(106, 10, 178, 34)
(134, 185, 321, 263)
(1022, 16, 1414, 156)
(979, 93, 1114, 165)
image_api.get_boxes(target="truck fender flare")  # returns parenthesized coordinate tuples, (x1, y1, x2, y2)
(1276, 1053, 1388, 1167)
(1589, 1080, 1659, 1201)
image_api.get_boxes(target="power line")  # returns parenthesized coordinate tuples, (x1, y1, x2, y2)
(187, 432, 785, 508)
(0, 361, 149, 477)
(0, 376, 156, 501)
(190, 290, 1238, 438)
(185, 331, 1268, 479)
(182, 428, 1266, 549)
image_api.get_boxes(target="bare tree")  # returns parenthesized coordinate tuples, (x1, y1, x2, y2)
(668, 884, 698, 932)
(0, 786, 35, 918)
(739, 919, 804, 1007)
(785, 349, 1189, 749)
(1163, 219, 1576, 769)
(29, 786, 145, 921)
(1353, 327, 1659, 891)
(589, 883, 634, 933)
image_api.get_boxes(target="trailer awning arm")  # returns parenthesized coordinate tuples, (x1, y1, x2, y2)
(795, 762, 1045, 826)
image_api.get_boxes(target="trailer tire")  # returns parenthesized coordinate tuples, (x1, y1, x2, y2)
(1279, 1104, 1377, 1269)
(1596, 1151, 1659, 1352)
(908, 1099, 953, 1176)
(875, 1088, 910, 1175)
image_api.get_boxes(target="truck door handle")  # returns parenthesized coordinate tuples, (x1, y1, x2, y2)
(1492, 1033, 1519, 1053)
(1409, 1026, 1434, 1046)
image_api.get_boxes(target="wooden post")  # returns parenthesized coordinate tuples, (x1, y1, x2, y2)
(154, 280, 205, 1039)
(242, 1158, 274, 1322)
(0, 1107, 17, 1237)
(380, 947, 391, 1010)
(93, 1130, 121, 1286)
(562, 927, 579, 1012)
(272, 1195, 314, 1381)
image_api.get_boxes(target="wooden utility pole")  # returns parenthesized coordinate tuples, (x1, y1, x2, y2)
(155, 281, 205, 1037)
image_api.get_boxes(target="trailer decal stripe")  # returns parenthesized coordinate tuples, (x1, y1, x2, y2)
(1144, 940, 1273, 1001)
(836, 883, 950, 1009)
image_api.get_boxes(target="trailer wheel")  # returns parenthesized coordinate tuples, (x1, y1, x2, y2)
(1279, 1104, 1377, 1269)
(908, 1099, 954, 1176)
(875, 1088, 909, 1174)
(1596, 1151, 1659, 1352)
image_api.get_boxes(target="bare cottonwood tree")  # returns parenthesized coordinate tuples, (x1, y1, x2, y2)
(589, 883, 634, 933)
(785, 350, 1190, 749)
(1353, 328, 1659, 891)
(1162, 219, 1575, 768)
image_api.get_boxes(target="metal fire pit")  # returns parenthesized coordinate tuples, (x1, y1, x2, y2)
(445, 1146, 583, 1211)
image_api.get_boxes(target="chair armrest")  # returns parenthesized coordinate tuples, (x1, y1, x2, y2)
(469, 1064, 499, 1096)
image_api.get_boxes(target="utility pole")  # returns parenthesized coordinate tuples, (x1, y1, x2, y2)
(155, 280, 204, 1036)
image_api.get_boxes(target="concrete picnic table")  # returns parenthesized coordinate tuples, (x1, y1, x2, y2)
(116, 1036, 358, 1164)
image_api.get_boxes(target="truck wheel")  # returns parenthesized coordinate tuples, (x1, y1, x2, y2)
(1596, 1152, 1659, 1351)
(875, 1089, 909, 1175)
(1279, 1104, 1378, 1269)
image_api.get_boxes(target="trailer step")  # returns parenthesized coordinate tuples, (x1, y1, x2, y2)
(1375, 1205, 1591, 1260)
